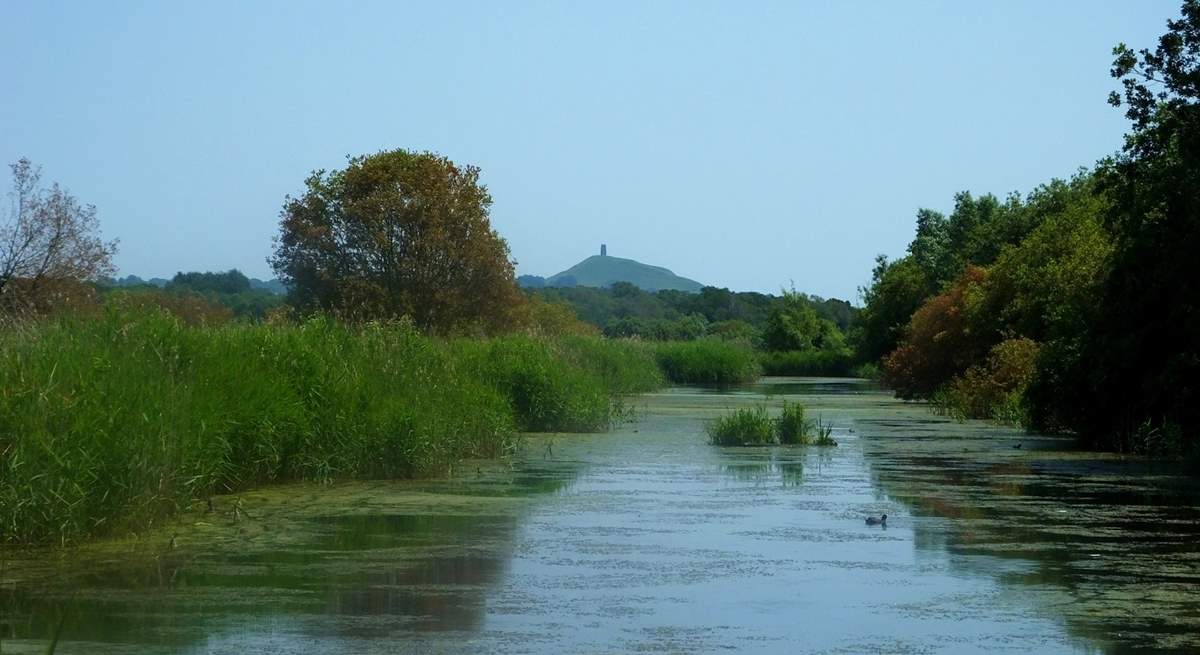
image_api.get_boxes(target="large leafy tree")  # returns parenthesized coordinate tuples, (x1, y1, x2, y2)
(271, 150, 524, 332)
(1064, 0, 1200, 451)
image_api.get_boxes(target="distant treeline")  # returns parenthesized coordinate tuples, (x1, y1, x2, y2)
(855, 3, 1200, 456)
(526, 282, 864, 377)
(96, 269, 287, 320)
(529, 282, 855, 342)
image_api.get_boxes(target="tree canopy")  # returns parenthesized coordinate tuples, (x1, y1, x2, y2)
(270, 150, 524, 332)
(1, 159, 117, 314)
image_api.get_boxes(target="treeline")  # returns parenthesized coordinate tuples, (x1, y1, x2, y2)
(856, 3, 1199, 456)
(529, 282, 863, 376)
(96, 269, 286, 320)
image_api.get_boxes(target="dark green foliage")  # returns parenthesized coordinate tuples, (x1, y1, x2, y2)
(654, 340, 761, 384)
(1064, 1, 1200, 454)
(168, 269, 252, 295)
(759, 349, 855, 376)
(0, 308, 663, 545)
(761, 289, 845, 352)
(604, 314, 707, 341)
(531, 283, 855, 351)
(858, 1, 1200, 456)
(855, 256, 929, 362)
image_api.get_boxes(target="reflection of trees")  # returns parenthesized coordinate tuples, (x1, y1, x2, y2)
(1, 459, 584, 650)
(859, 425, 1200, 653)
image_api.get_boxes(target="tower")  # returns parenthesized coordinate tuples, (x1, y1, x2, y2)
(601, 244, 607, 256)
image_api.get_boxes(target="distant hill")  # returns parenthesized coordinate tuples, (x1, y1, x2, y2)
(543, 254, 704, 292)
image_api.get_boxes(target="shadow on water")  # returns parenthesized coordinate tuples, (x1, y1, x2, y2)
(855, 405, 1200, 653)
(4, 379, 1200, 653)
(0, 457, 585, 653)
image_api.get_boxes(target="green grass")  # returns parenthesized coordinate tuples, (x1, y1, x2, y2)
(775, 402, 809, 444)
(758, 349, 856, 376)
(654, 339, 761, 385)
(451, 335, 660, 433)
(706, 406, 775, 446)
(707, 401, 838, 447)
(0, 307, 663, 546)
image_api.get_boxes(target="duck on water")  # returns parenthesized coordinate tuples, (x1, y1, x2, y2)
(865, 514, 887, 526)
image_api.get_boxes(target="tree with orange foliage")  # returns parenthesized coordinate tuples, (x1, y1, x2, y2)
(270, 150, 525, 333)
(881, 266, 991, 399)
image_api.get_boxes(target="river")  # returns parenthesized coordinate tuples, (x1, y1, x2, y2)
(2, 378, 1198, 653)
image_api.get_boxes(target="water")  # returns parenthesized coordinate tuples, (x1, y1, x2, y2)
(3, 378, 1198, 653)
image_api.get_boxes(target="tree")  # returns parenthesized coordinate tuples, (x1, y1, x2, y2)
(270, 150, 524, 332)
(1063, 0, 1200, 452)
(855, 255, 929, 362)
(881, 267, 992, 399)
(762, 289, 844, 352)
(1, 159, 117, 312)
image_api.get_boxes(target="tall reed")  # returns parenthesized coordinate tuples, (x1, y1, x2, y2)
(0, 307, 662, 545)
(654, 339, 761, 385)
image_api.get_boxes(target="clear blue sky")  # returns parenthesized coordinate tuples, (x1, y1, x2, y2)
(0, 1, 1179, 300)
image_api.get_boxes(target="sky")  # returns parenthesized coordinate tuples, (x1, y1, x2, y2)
(0, 1, 1180, 301)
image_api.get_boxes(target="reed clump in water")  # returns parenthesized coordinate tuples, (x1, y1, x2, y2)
(706, 406, 775, 446)
(0, 306, 662, 546)
(708, 401, 838, 447)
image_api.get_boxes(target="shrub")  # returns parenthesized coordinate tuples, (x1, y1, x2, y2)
(655, 339, 760, 384)
(931, 337, 1040, 426)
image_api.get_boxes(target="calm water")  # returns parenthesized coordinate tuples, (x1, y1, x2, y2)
(3, 378, 1199, 653)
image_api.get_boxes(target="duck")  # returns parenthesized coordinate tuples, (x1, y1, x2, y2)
(865, 514, 887, 526)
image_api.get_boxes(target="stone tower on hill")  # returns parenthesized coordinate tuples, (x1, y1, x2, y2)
(601, 244, 607, 256)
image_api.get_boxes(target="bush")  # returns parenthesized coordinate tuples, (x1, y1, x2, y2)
(654, 339, 761, 384)
(931, 337, 1040, 426)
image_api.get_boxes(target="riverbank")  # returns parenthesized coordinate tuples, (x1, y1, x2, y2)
(3, 378, 1197, 653)
(0, 309, 667, 546)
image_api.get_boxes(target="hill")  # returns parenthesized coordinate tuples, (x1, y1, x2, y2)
(545, 254, 704, 292)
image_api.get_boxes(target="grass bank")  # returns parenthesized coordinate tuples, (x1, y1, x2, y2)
(0, 308, 661, 545)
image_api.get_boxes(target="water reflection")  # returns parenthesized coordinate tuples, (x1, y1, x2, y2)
(4, 380, 1199, 653)
(1, 458, 584, 652)
(857, 411, 1200, 653)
